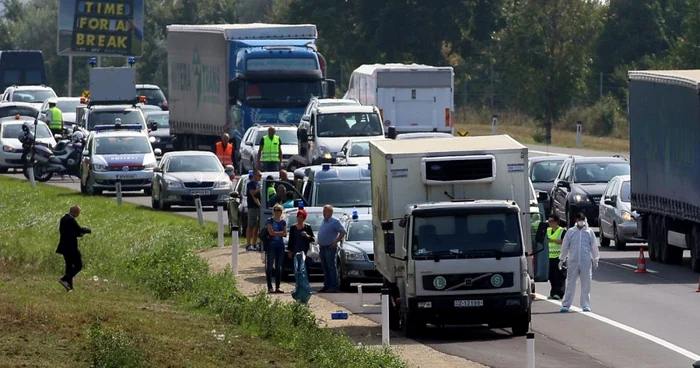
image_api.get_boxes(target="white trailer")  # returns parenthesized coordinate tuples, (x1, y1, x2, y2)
(344, 63, 454, 134)
(370, 135, 537, 337)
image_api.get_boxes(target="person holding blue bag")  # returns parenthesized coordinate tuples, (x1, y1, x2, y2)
(264, 204, 287, 294)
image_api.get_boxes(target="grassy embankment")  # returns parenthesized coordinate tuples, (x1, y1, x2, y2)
(457, 109, 630, 154)
(0, 176, 405, 368)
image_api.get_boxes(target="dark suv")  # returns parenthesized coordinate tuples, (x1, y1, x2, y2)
(136, 84, 168, 111)
(550, 156, 630, 228)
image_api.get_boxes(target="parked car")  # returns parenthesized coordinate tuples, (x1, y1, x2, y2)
(0, 117, 56, 173)
(136, 84, 168, 111)
(338, 211, 381, 290)
(599, 174, 644, 250)
(550, 156, 630, 228)
(144, 111, 172, 152)
(529, 155, 567, 215)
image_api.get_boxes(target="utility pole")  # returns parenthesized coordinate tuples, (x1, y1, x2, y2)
(600, 72, 603, 99)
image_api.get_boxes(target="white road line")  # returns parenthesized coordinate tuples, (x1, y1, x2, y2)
(620, 263, 658, 273)
(534, 292, 700, 361)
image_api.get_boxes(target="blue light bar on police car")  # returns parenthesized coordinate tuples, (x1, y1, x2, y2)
(89, 57, 97, 66)
(368, 163, 371, 171)
(298, 202, 304, 209)
(248, 170, 253, 179)
(352, 211, 358, 220)
(94, 124, 143, 132)
(322, 164, 330, 171)
(128, 57, 136, 65)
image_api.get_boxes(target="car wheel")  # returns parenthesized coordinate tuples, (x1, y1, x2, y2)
(84, 174, 102, 195)
(144, 188, 152, 196)
(0, 167, 7, 173)
(600, 230, 611, 247)
(401, 308, 425, 338)
(511, 309, 531, 337)
(339, 273, 352, 291)
(151, 189, 161, 209)
(613, 224, 626, 250)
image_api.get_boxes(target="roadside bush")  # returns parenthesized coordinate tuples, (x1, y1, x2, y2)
(87, 320, 149, 368)
(557, 95, 628, 138)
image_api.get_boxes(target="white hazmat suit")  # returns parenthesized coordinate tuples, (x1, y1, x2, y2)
(559, 222, 600, 311)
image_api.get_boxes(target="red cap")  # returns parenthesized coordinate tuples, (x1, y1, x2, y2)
(297, 209, 307, 219)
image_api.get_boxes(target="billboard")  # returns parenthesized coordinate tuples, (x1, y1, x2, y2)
(57, 0, 144, 56)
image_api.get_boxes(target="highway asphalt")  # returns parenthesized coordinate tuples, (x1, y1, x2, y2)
(5, 143, 699, 368)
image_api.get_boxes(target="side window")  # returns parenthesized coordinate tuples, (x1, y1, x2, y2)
(562, 161, 572, 181)
(265, 181, 300, 208)
(612, 179, 621, 198)
(603, 179, 614, 198)
(302, 180, 313, 203)
(159, 157, 168, 169)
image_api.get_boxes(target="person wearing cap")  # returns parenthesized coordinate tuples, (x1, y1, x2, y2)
(287, 209, 315, 260)
(257, 126, 282, 172)
(46, 99, 63, 135)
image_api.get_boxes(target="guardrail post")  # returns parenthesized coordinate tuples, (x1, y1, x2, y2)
(28, 166, 36, 189)
(492, 114, 498, 135)
(527, 332, 535, 368)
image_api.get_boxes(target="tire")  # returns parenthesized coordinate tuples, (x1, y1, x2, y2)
(32, 163, 53, 182)
(401, 308, 424, 339)
(690, 225, 700, 273)
(600, 231, 611, 247)
(339, 272, 352, 291)
(83, 174, 102, 195)
(511, 310, 531, 337)
(144, 188, 152, 196)
(151, 189, 161, 209)
(614, 224, 626, 250)
(647, 216, 657, 261)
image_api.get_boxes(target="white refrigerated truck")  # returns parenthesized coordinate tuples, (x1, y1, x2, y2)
(370, 135, 541, 337)
(343, 63, 454, 135)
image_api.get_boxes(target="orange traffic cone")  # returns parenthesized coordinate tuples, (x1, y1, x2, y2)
(695, 278, 700, 293)
(635, 248, 648, 273)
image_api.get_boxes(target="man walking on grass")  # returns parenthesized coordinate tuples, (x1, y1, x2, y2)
(316, 205, 346, 293)
(56, 205, 91, 292)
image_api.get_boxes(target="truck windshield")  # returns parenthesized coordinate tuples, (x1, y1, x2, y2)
(315, 180, 371, 207)
(243, 80, 321, 106)
(88, 110, 145, 130)
(317, 113, 383, 137)
(412, 212, 523, 258)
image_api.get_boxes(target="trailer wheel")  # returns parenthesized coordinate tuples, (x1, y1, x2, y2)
(690, 225, 700, 273)
(660, 217, 683, 265)
(647, 216, 657, 261)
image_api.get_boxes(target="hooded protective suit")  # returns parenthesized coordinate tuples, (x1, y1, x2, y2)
(559, 222, 600, 310)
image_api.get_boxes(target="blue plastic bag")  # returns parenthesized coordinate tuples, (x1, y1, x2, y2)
(291, 252, 312, 304)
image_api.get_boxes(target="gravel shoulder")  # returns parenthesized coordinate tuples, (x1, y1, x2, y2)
(197, 246, 488, 368)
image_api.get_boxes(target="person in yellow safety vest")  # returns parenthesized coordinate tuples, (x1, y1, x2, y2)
(547, 214, 567, 300)
(215, 133, 235, 169)
(257, 126, 282, 172)
(46, 100, 63, 135)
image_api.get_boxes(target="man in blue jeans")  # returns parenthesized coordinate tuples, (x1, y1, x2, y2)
(317, 205, 346, 293)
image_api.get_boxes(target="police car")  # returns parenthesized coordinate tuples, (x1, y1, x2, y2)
(79, 123, 161, 196)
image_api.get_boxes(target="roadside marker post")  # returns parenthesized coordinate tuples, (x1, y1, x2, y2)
(217, 204, 224, 248)
(576, 121, 583, 147)
(526, 332, 535, 368)
(231, 225, 239, 276)
(28, 167, 36, 189)
(381, 287, 390, 346)
(194, 193, 204, 227)
(115, 179, 122, 205)
(492, 114, 498, 134)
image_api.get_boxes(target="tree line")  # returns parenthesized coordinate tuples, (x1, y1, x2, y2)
(1, 0, 697, 143)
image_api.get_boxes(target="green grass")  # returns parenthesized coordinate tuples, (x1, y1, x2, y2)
(0, 176, 406, 368)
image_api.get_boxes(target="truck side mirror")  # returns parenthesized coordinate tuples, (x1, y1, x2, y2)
(325, 79, 336, 98)
(228, 79, 239, 101)
(535, 222, 548, 244)
(384, 233, 395, 254)
(381, 220, 393, 231)
(387, 126, 397, 139)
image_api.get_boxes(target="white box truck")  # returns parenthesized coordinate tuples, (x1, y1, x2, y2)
(370, 135, 540, 337)
(343, 63, 454, 135)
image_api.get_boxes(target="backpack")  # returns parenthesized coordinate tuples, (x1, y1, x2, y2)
(259, 218, 271, 250)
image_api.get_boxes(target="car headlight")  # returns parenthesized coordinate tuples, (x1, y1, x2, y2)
(143, 162, 156, 169)
(92, 163, 108, 172)
(344, 250, 366, 261)
(2, 145, 14, 152)
(319, 146, 333, 159)
(572, 194, 590, 203)
(214, 180, 230, 189)
(166, 179, 182, 188)
(149, 136, 157, 143)
(621, 210, 633, 222)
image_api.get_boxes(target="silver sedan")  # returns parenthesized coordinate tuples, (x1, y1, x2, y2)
(151, 151, 233, 210)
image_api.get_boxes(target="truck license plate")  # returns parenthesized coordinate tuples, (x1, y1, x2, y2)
(116, 175, 136, 179)
(191, 190, 210, 195)
(454, 300, 483, 308)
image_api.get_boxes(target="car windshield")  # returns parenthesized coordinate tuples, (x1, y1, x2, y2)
(95, 136, 152, 155)
(243, 80, 322, 106)
(317, 113, 383, 137)
(0, 105, 39, 118)
(88, 110, 145, 130)
(315, 180, 371, 207)
(531, 161, 563, 183)
(167, 155, 222, 172)
(346, 220, 373, 241)
(620, 181, 631, 202)
(137, 88, 166, 105)
(573, 162, 630, 183)
(12, 89, 55, 103)
(146, 113, 169, 128)
(347, 141, 370, 157)
(412, 212, 523, 257)
(56, 100, 81, 113)
(2, 123, 52, 138)
(255, 130, 298, 145)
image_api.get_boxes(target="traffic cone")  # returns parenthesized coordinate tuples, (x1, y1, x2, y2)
(635, 248, 648, 273)
(695, 278, 700, 293)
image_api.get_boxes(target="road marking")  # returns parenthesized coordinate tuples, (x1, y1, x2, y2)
(535, 292, 700, 361)
(620, 263, 658, 273)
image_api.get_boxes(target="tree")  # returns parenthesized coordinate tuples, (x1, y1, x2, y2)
(496, 0, 602, 143)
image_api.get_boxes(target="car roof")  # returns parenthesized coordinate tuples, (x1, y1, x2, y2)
(250, 124, 296, 131)
(305, 164, 371, 181)
(316, 98, 359, 105)
(614, 174, 631, 181)
(163, 150, 216, 158)
(92, 130, 148, 138)
(395, 132, 453, 139)
(283, 206, 326, 215)
(342, 213, 372, 222)
(568, 156, 628, 163)
(11, 85, 53, 90)
(136, 84, 161, 89)
(0, 101, 39, 107)
(0, 118, 47, 126)
(316, 105, 377, 114)
(529, 155, 567, 163)
(89, 105, 140, 111)
(53, 97, 81, 101)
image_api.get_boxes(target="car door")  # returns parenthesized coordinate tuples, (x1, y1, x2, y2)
(600, 178, 616, 237)
(80, 135, 93, 184)
(152, 156, 168, 198)
(552, 160, 570, 217)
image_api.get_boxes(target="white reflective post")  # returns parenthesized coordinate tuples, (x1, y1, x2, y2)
(527, 332, 535, 368)
(231, 225, 239, 275)
(217, 205, 224, 248)
(576, 121, 582, 147)
(492, 114, 498, 135)
(28, 167, 36, 189)
(194, 193, 204, 227)
(115, 179, 122, 205)
(357, 284, 364, 310)
(381, 287, 390, 346)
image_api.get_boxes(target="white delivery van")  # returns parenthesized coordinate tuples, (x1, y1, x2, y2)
(370, 135, 546, 338)
(344, 63, 454, 134)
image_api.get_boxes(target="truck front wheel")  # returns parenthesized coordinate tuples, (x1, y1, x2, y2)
(401, 308, 425, 339)
(511, 309, 531, 337)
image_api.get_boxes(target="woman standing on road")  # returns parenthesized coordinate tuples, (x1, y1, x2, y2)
(265, 204, 287, 294)
(287, 209, 315, 259)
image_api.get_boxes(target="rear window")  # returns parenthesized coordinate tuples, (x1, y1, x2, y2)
(0, 105, 38, 119)
(2, 123, 52, 139)
(530, 161, 563, 183)
(88, 110, 145, 130)
(146, 113, 169, 128)
(12, 89, 55, 103)
(137, 88, 166, 106)
(56, 100, 81, 113)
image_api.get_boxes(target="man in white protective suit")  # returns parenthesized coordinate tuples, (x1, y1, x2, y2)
(558, 212, 600, 313)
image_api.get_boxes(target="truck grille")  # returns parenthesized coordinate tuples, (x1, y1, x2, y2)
(107, 166, 144, 171)
(423, 272, 514, 291)
(183, 181, 214, 188)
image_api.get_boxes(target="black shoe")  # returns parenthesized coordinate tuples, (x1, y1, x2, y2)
(58, 279, 70, 292)
(317, 287, 329, 293)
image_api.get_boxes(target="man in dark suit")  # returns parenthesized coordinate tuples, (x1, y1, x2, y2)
(56, 205, 91, 292)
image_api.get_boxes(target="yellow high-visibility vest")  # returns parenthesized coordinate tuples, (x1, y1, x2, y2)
(548, 227, 564, 259)
(49, 107, 63, 131)
(261, 135, 280, 162)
